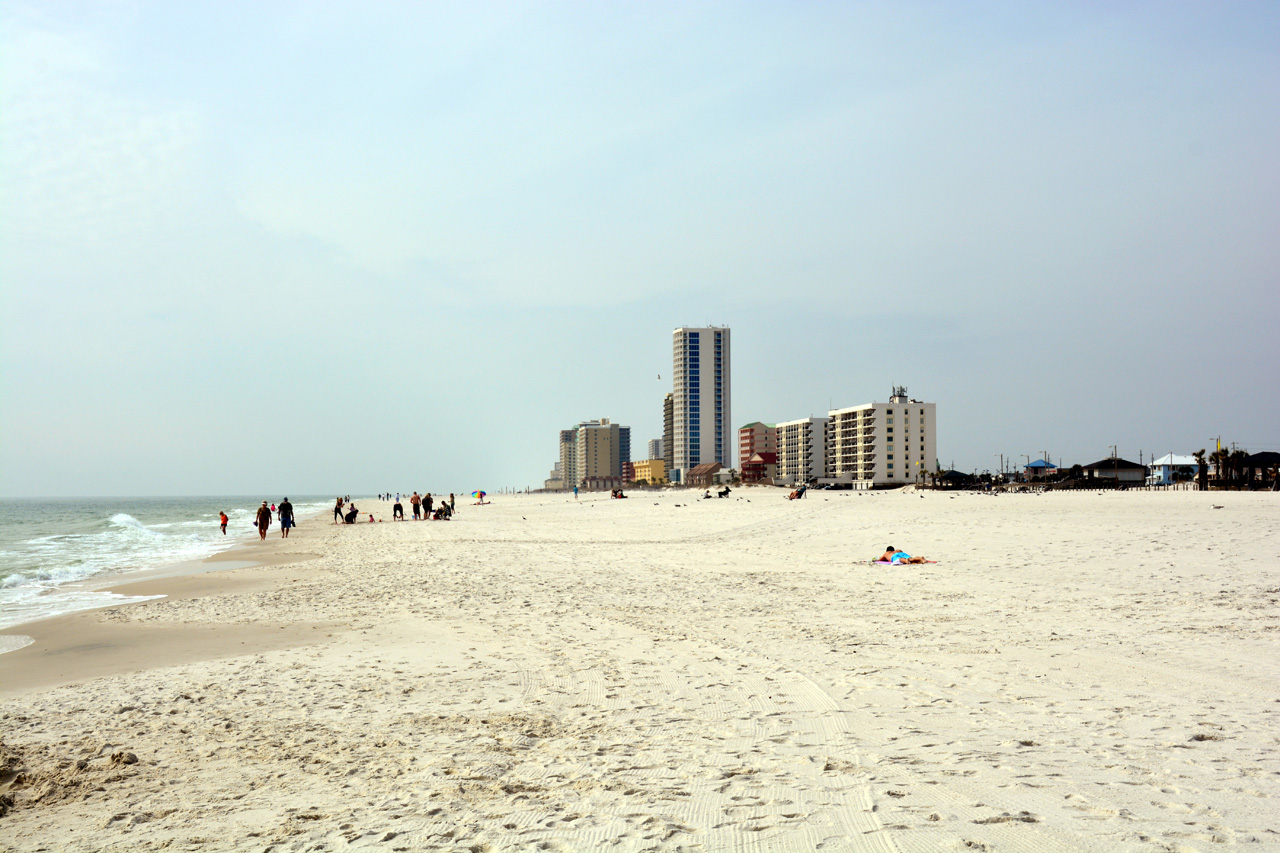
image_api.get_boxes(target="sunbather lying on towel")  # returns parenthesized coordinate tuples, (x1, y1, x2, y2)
(878, 546, 929, 564)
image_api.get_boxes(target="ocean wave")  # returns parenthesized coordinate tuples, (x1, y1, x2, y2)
(1, 496, 342, 629)
(110, 513, 164, 537)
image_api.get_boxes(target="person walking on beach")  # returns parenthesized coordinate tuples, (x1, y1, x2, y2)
(279, 497, 294, 539)
(219, 511, 228, 535)
(573, 485, 579, 500)
(333, 497, 343, 524)
(449, 493, 456, 512)
(256, 501, 272, 541)
(410, 491, 421, 519)
(424, 492, 434, 519)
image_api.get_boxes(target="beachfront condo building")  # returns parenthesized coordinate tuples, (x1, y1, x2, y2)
(775, 417, 829, 486)
(671, 326, 731, 483)
(575, 419, 628, 486)
(554, 419, 631, 489)
(648, 438, 664, 461)
(662, 393, 674, 473)
(632, 458, 667, 484)
(557, 430, 578, 491)
(825, 387, 936, 488)
(738, 422, 777, 468)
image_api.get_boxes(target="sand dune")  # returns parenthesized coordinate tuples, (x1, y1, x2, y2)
(1, 488, 1277, 851)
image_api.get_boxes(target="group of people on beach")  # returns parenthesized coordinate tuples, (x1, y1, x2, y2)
(391, 492, 455, 521)
(226, 498, 294, 541)
(332, 496, 375, 524)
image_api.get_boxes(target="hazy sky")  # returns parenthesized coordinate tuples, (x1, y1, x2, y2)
(2, 1, 1277, 496)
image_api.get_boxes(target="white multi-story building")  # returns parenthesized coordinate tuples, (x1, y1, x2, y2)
(647, 438, 664, 461)
(825, 387, 936, 488)
(671, 326, 731, 483)
(775, 417, 828, 486)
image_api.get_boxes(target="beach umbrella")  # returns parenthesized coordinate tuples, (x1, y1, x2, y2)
(472, 490, 486, 499)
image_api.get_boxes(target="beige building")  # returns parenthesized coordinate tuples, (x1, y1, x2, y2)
(557, 430, 578, 491)
(575, 419, 626, 485)
(632, 458, 667, 484)
(826, 387, 936, 488)
(775, 417, 828, 486)
(553, 419, 631, 489)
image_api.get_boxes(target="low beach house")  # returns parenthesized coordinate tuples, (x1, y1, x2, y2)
(686, 462, 725, 487)
(1024, 459, 1058, 479)
(741, 451, 777, 484)
(1080, 456, 1146, 484)
(1147, 454, 1198, 486)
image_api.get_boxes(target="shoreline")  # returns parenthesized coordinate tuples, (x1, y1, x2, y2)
(0, 503, 339, 638)
(0, 510, 334, 696)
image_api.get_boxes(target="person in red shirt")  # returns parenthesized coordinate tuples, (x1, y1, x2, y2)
(219, 511, 228, 534)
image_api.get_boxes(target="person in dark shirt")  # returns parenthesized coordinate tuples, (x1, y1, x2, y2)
(279, 498, 294, 538)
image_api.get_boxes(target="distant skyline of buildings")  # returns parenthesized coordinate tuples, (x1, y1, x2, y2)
(540, 322, 1266, 492)
(546, 328, 940, 491)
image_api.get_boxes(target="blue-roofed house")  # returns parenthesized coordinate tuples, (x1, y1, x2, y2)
(1024, 459, 1058, 479)
(1146, 453, 1198, 486)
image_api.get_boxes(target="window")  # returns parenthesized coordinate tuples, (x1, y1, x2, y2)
(887, 427, 893, 433)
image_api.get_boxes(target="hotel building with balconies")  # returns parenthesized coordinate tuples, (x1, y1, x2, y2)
(775, 416, 828, 486)
(825, 387, 936, 489)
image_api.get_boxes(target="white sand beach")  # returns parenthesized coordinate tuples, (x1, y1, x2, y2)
(1, 488, 1277, 852)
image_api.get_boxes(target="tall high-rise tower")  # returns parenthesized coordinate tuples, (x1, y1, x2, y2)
(662, 393, 674, 473)
(671, 326, 731, 481)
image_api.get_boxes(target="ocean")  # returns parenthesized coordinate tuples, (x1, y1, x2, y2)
(0, 496, 337, 637)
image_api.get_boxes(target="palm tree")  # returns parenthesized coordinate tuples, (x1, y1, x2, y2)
(1193, 449, 1207, 491)
(1229, 449, 1248, 490)
(1208, 447, 1226, 489)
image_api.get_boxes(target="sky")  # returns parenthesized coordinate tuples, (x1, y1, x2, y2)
(1, 1, 1277, 496)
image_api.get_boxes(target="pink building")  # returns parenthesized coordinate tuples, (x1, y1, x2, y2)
(738, 422, 777, 469)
